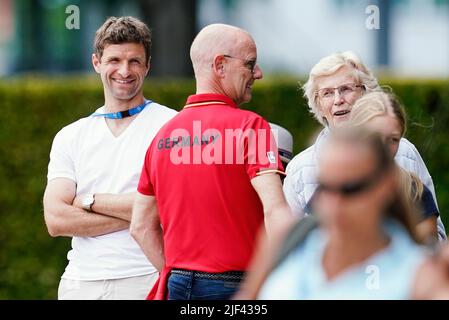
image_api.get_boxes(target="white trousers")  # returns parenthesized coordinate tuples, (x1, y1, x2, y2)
(58, 273, 159, 300)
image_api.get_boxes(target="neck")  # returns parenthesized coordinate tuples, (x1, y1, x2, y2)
(323, 223, 389, 280)
(104, 94, 144, 113)
(196, 77, 239, 105)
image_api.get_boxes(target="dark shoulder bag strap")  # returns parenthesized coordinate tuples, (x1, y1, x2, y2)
(271, 214, 320, 271)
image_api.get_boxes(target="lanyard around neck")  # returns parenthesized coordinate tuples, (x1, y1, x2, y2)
(92, 99, 152, 119)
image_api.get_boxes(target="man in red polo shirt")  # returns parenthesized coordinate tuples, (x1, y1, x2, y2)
(131, 23, 292, 300)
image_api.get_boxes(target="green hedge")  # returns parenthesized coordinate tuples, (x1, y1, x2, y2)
(0, 76, 448, 299)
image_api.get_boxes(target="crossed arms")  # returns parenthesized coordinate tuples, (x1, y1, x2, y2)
(44, 173, 293, 274)
(43, 177, 135, 237)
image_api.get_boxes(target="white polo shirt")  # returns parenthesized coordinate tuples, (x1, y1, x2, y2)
(47, 101, 177, 280)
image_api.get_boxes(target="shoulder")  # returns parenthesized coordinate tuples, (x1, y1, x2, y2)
(283, 147, 319, 214)
(422, 184, 433, 198)
(145, 101, 178, 119)
(283, 144, 319, 204)
(286, 145, 317, 177)
(395, 137, 431, 179)
(214, 106, 267, 123)
(396, 137, 421, 161)
(385, 220, 425, 256)
(420, 185, 439, 216)
(53, 116, 91, 143)
(236, 109, 270, 126)
(215, 108, 272, 132)
(380, 220, 426, 285)
(285, 127, 327, 177)
(136, 102, 178, 138)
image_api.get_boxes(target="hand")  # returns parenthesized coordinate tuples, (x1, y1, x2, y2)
(72, 194, 86, 211)
(414, 244, 449, 299)
(72, 194, 83, 209)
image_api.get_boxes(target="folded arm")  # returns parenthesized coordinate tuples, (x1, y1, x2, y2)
(72, 192, 136, 222)
(43, 178, 129, 237)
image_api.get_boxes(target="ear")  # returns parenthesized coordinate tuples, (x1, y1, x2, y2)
(212, 54, 226, 78)
(92, 54, 101, 74)
(144, 56, 151, 76)
(145, 61, 151, 77)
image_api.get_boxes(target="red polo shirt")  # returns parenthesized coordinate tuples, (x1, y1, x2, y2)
(138, 93, 284, 275)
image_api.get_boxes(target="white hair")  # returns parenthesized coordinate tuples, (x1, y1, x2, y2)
(302, 51, 381, 126)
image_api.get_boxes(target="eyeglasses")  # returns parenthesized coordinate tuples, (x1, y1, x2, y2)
(223, 54, 258, 73)
(316, 166, 386, 197)
(316, 83, 365, 101)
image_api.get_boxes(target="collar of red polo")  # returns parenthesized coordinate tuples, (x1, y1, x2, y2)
(184, 93, 238, 109)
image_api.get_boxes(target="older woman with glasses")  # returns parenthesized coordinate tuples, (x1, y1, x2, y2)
(283, 51, 446, 240)
(258, 128, 430, 299)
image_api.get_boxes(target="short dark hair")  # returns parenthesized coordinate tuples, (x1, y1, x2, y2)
(94, 16, 152, 65)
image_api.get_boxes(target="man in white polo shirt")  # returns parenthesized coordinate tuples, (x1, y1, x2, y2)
(43, 16, 177, 299)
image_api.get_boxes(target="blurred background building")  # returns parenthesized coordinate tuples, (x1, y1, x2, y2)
(0, 0, 448, 77)
(199, 0, 449, 77)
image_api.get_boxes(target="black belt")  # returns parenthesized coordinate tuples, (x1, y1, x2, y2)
(171, 269, 245, 282)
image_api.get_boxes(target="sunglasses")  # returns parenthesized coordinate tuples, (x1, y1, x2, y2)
(316, 166, 387, 197)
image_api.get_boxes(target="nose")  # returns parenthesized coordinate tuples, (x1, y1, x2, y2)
(316, 189, 344, 215)
(333, 90, 345, 105)
(118, 61, 131, 78)
(253, 64, 263, 80)
(323, 189, 345, 206)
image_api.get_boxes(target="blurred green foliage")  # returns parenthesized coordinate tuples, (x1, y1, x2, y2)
(0, 76, 448, 299)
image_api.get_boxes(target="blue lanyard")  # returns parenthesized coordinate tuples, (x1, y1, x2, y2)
(92, 99, 152, 119)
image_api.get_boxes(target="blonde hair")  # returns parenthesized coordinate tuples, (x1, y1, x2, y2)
(350, 91, 407, 136)
(399, 169, 424, 203)
(349, 91, 425, 225)
(302, 51, 380, 126)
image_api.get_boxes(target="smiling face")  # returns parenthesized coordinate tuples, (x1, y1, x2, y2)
(92, 42, 149, 104)
(222, 37, 263, 105)
(315, 66, 365, 128)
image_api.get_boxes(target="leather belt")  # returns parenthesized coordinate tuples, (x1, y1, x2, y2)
(171, 269, 245, 282)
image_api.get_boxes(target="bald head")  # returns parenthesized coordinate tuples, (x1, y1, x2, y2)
(190, 24, 262, 105)
(190, 24, 253, 76)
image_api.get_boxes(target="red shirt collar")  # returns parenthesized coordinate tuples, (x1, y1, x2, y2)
(185, 93, 238, 109)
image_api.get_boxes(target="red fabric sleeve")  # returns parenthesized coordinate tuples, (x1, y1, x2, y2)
(244, 117, 284, 180)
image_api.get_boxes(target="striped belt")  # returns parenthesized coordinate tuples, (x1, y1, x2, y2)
(171, 269, 245, 282)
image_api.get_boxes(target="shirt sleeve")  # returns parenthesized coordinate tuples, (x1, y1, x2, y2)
(395, 138, 439, 208)
(137, 141, 156, 196)
(47, 128, 76, 182)
(244, 116, 284, 180)
(395, 138, 446, 240)
(419, 185, 440, 220)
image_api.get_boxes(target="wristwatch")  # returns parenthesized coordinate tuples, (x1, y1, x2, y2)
(81, 193, 95, 212)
